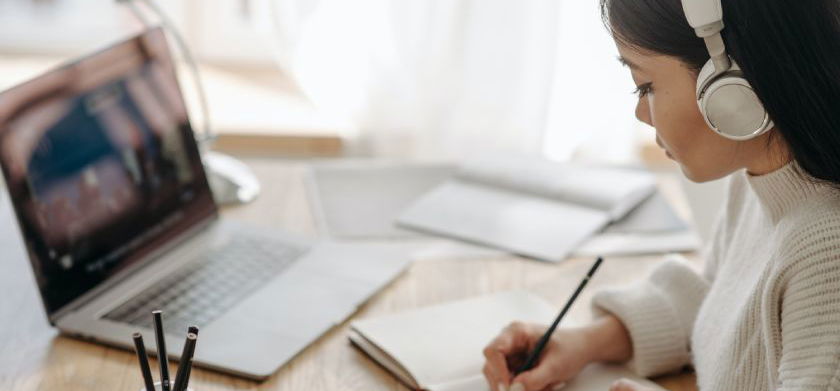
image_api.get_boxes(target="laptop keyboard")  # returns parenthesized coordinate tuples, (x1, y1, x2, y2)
(104, 234, 307, 335)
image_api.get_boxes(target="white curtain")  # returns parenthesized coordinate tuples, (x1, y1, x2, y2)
(0, 0, 642, 163)
(269, 0, 638, 162)
(543, 0, 641, 163)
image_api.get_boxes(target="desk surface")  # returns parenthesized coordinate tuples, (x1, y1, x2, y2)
(0, 157, 699, 391)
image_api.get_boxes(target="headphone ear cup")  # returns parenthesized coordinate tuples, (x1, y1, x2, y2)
(695, 60, 717, 101)
(696, 60, 773, 140)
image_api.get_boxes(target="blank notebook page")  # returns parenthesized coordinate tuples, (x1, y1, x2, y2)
(351, 291, 666, 391)
(352, 292, 558, 389)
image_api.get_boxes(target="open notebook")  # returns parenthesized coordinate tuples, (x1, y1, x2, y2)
(349, 291, 665, 391)
(396, 157, 657, 262)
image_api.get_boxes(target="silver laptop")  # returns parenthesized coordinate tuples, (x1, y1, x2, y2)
(0, 28, 410, 380)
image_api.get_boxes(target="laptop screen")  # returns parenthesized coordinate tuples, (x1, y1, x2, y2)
(0, 28, 217, 316)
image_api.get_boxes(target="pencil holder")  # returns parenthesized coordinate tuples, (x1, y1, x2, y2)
(140, 381, 194, 391)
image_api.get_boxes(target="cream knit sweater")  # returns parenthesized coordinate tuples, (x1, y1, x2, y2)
(591, 160, 840, 390)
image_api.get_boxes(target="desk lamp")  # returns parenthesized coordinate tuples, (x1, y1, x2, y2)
(117, 0, 261, 205)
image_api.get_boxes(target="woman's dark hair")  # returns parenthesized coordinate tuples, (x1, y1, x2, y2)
(600, 0, 840, 186)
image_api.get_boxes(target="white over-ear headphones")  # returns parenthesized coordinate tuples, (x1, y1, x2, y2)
(680, 0, 773, 140)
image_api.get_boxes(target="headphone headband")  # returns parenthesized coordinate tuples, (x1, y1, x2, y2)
(681, 0, 723, 35)
(682, 0, 731, 78)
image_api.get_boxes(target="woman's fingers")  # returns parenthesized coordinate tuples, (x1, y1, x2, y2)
(551, 382, 566, 391)
(609, 378, 656, 391)
(540, 382, 566, 391)
(481, 363, 496, 391)
(483, 347, 511, 387)
(494, 322, 532, 354)
(483, 322, 533, 387)
(484, 323, 602, 391)
(509, 356, 562, 391)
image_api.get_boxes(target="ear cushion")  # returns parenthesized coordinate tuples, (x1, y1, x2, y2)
(696, 59, 773, 140)
(695, 60, 718, 100)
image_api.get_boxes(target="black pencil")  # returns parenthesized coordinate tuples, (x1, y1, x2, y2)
(172, 333, 198, 391)
(515, 256, 604, 375)
(183, 325, 199, 389)
(181, 358, 195, 391)
(132, 333, 156, 391)
(152, 310, 171, 391)
(185, 326, 199, 383)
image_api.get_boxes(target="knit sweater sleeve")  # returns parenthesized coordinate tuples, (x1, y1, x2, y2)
(589, 254, 710, 377)
(773, 218, 840, 390)
(587, 203, 727, 378)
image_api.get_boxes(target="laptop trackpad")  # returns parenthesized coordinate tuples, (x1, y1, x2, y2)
(198, 266, 367, 375)
(237, 267, 365, 334)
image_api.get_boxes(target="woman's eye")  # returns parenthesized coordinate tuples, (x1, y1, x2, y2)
(632, 83, 653, 99)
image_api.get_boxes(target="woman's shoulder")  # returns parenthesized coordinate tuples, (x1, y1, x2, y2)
(780, 184, 840, 236)
(774, 185, 840, 270)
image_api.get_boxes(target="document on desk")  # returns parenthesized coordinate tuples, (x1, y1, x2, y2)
(349, 291, 665, 391)
(306, 161, 457, 239)
(396, 156, 657, 262)
(573, 191, 700, 256)
(306, 159, 697, 259)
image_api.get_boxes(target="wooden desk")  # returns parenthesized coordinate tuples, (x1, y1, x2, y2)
(0, 157, 698, 391)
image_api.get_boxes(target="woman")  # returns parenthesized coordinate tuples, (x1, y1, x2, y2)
(482, 0, 840, 390)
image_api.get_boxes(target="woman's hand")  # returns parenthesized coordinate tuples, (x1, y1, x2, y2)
(482, 315, 634, 391)
(482, 322, 593, 391)
(609, 378, 661, 391)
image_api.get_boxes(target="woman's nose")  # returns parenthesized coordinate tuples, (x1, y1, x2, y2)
(635, 99, 653, 127)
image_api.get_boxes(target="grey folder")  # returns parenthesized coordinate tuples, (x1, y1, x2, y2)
(395, 157, 658, 262)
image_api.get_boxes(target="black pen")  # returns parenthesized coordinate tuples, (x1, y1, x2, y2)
(152, 310, 171, 391)
(183, 326, 199, 386)
(172, 333, 198, 391)
(132, 333, 156, 391)
(515, 256, 604, 375)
